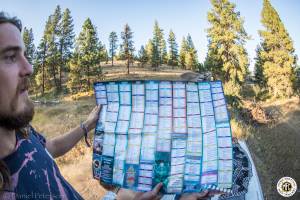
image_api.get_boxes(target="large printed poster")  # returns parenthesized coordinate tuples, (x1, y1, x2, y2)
(93, 80, 233, 194)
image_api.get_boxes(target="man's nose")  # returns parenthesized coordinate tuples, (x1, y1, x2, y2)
(20, 55, 33, 76)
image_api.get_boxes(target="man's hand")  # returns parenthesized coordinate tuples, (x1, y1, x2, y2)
(179, 190, 225, 200)
(83, 105, 102, 132)
(46, 105, 101, 158)
(133, 183, 163, 200)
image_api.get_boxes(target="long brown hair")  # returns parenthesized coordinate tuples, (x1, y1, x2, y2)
(0, 127, 29, 191)
(0, 11, 23, 192)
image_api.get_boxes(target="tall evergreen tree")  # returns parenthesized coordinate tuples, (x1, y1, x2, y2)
(179, 37, 188, 69)
(23, 27, 36, 94)
(254, 45, 266, 86)
(99, 43, 108, 63)
(167, 30, 178, 67)
(120, 24, 134, 74)
(68, 18, 101, 92)
(109, 31, 118, 66)
(46, 5, 62, 92)
(152, 21, 167, 67)
(206, 0, 249, 96)
(138, 45, 148, 67)
(257, 0, 297, 97)
(35, 16, 52, 95)
(185, 34, 198, 70)
(23, 27, 35, 64)
(145, 39, 158, 69)
(58, 8, 75, 91)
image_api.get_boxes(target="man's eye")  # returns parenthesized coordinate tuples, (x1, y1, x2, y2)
(4, 54, 17, 63)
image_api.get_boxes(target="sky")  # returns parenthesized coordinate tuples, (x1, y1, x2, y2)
(1, 0, 300, 72)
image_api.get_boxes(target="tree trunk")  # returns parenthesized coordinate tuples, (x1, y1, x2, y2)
(127, 57, 130, 74)
(42, 62, 45, 96)
(51, 64, 59, 92)
(112, 51, 114, 66)
(87, 65, 90, 90)
(59, 45, 63, 92)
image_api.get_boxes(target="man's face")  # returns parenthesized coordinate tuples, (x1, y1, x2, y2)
(0, 23, 34, 130)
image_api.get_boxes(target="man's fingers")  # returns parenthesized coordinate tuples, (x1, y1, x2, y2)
(95, 104, 102, 112)
(208, 190, 225, 196)
(195, 190, 209, 198)
(152, 182, 163, 195)
(153, 194, 163, 200)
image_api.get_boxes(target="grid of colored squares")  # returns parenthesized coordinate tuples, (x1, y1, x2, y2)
(92, 81, 233, 194)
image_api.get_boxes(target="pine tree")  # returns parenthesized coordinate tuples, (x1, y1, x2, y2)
(68, 18, 101, 92)
(99, 43, 108, 63)
(23, 27, 36, 94)
(23, 27, 35, 64)
(138, 45, 148, 67)
(257, 0, 297, 98)
(145, 39, 156, 68)
(58, 8, 75, 92)
(46, 5, 62, 92)
(145, 40, 153, 61)
(109, 31, 118, 66)
(35, 38, 47, 96)
(206, 0, 249, 96)
(120, 24, 134, 74)
(152, 21, 167, 67)
(35, 16, 52, 95)
(167, 30, 178, 67)
(179, 37, 188, 69)
(185, 34, 198, 70)
(254, 45, 266, 86)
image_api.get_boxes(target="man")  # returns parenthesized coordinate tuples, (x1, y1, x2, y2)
(0, 12, 102, 199)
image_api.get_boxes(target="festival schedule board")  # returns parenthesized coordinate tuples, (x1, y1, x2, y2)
(92, 81, 233, 194)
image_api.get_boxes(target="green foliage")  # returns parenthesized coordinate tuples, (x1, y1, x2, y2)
(145, 39, 157, 69)
(257, 0, 297, 98)
(294, 64, 300, 93)
(223, 81, 242, 108)
(138, 45, 148, 67)
(152, 21, 167, 68)
(109, 31, 118, 66)
(34, 16, 53, 95)
(167, 30, 178, 67)
(59, 8, 75, 89)
(23, 27, 37, 94)
(179, 35, 198, 70)
(23, 27, 35, 64)
(254, 45, 266, 87)
(206, 0, 249, 97)
(120, 24, 135, 74)
(185, 34, 198, 70)
(179, 37, 188, 69)
(46, 5, 62, 92)
(68, 18, 101, 92)
(99, 44, 109, 63)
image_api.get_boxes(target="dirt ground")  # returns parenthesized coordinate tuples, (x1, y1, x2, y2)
(246, 98, 300, 200)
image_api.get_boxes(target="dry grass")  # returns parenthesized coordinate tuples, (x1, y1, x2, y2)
(246, 97, 300, 200)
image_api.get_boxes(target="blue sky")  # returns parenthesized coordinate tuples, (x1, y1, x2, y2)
(1, 0, 299, 71)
